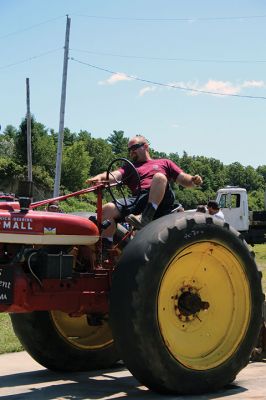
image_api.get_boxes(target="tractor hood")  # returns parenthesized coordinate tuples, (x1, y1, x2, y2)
(0, 201, 20, 211)
(0, 210, 99, 245)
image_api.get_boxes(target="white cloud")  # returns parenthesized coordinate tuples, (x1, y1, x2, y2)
(194, 79, 266, 96)
(171, 123, 180, 129)
(98, 72, 133, 85)
(201, 80, 241, 95)
(165, 80, 204, 96)
(139, 86, 156, 96)
(99, 74, 265, 99)
(241, 80, 265, 88)
(167, 79, 240, 96)
(162, 79, 265, 97)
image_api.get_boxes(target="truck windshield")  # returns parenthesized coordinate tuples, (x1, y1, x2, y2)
(219, 193, 240, 209)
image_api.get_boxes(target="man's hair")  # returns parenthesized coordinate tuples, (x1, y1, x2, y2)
(207, 200, 220, 210)
(134, 135, 149, 145)
(48, 201, 59, 209)
(196, 205, 207, 213)
(49, 201, 59, 206)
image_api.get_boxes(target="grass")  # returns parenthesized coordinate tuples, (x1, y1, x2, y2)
(253, 244, 266, 292)
(0, 314, 23, 354)
(0, 244, 266, 355)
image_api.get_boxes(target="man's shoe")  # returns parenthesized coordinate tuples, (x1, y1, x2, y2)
(126, 203, 156, 230)
(126, 213, 143, 230)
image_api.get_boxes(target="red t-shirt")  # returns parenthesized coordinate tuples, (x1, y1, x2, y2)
(119, 159, 183, 194)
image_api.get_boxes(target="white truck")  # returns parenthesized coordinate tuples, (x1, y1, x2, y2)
(216, 186, 266, 245)
(216, 186, 266, 361)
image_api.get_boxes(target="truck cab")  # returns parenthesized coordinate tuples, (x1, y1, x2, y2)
(216, 187, 249, 231)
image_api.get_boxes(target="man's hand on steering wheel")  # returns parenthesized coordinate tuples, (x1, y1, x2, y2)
(85, 158, 140, 209)
(86, 170, 123, 187)
(86, 177, 102, 186)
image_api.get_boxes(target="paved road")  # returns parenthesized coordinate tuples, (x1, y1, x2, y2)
(0, 351, 266, 399)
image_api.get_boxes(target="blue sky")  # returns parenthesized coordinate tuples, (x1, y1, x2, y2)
(1, 0, 266, 168)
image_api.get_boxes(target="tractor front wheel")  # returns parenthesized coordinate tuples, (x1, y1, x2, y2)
(11, 310, 118, 371)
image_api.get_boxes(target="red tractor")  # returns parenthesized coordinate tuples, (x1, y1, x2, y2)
(0, 158, 264, 395)
(0, 192, 17, 203)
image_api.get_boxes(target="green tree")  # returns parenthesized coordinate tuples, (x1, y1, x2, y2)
(150, 149, 168, 159)
(3, 124, 18, 140)
(90, 139, 114, 176)
(78, 130, 92, 143)
(32, 165, 55, 200)
(225, 162, 245, 187)
(0, 125, 18, 159)
(107, 130, 128, 157)
(208, 158, 226, 190)
(174, 187, 208, 209)
(225, 163, 264, 192)
(257, 165, 266, 185)
(248, 190, 265, 211)
(0, 137, 15, 159)
(15, 116, 56, 175)
(179, 151, 192, 172)
(243, 166, 264, 192)
(61, 141, 92, 191)
(169, 152, 180, 165)
(0, 158, 24, 192)
(81, 134, 113, 176)
(63, 128, 77, 147)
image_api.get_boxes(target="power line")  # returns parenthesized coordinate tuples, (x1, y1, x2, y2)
(70, 57, 266, 100)
(0, 48, 63, 70)
(0, 15, 65, 40)
(72, 13, 266, 22)
(70, 48, 266, 64)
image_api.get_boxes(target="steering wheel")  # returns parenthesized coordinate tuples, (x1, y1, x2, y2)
(106, 158, 141, 209)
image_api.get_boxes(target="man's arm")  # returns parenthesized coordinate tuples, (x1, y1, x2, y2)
(176, 172, 203, 188)
(86, 170, 122, 186)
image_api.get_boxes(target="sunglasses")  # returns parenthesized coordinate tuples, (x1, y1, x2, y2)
(128, 142, 145, 152)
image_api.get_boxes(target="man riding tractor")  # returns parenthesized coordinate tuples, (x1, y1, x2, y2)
(86, 135, 202, 254)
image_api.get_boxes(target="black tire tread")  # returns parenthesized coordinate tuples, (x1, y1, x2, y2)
(110, 213, 263, 394)
(11, 311, 118, 372)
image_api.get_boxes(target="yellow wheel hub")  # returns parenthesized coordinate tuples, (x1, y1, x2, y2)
(50, 311, 113, 350)
(158, 241, 251, 370)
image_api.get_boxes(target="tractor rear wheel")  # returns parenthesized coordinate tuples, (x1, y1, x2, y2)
(110, 213, 264, 394)
(11, 310, 118, 371)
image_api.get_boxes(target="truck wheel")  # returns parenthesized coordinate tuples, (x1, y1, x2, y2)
(11, 310, 118, 371)
(110, 213, 264, 395)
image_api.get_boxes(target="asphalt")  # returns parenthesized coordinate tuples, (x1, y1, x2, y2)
(0, 351, 266, 399)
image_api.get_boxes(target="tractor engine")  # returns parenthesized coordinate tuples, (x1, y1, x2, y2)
(0, 208, 110, 316)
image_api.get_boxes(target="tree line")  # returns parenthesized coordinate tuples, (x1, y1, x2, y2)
(1, 116, 266, 211)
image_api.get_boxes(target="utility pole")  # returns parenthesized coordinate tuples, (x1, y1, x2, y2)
(26, 77, 32, 181)
(53, 15, 71, 197)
